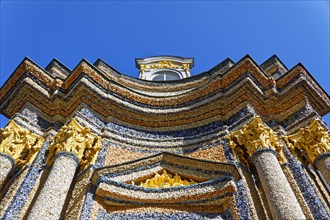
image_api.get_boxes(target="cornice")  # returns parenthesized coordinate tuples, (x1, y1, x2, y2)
(1, 59, 328, 104)
(1, 55, 328, 100)
(0, 56, 271, 100)
(1, 68, 327, 111)
(0, 55, 329, 130)
(260, 54, 288, 76)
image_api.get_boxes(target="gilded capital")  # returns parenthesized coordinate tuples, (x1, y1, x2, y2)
(227, 117, 285, 166)
(0, 120, 44, 166)
(285, 119, 330, 164)
(46, 119, 102, 170)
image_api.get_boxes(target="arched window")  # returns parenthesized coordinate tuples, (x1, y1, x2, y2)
(151, 71, 181, 81)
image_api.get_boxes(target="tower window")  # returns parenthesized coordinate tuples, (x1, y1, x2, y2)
(151, 71, 181, 81)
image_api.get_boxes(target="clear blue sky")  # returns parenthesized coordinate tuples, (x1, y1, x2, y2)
(0, 1, 329, 128)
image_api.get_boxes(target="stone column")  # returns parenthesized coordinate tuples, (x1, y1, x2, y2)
(314, 153, 330, 185)
(0, 153, 15, 189)
(252, 149, 305, 219)
(0, 120, 43, 189)
(286, 119, 330, 186)
(27, 153, 79, 220)
(28, 119, 101, 220)
(228, 117, 305, 220)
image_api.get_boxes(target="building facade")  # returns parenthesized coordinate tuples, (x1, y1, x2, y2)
(0, 55, 329, 219)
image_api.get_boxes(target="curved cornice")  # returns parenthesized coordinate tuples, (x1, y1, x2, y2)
(0, 56, 329, 130)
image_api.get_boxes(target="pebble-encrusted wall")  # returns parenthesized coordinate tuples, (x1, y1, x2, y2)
(0, 55, 329, 220)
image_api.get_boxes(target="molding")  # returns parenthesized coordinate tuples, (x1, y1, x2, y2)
(251, 148, 278, 163)
(54, 151, 80, 167)
(0, 152, 16, 168)
(314, 152, 330, 167)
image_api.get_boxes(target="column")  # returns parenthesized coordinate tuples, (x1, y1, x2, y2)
(0, 153, 15, 189)
(314, 153, 330, 185)
(228, 117, 305, 220)
(28, 119, 101, 220)
(0, 121, 43, 188)
(286, 119, 330, 185)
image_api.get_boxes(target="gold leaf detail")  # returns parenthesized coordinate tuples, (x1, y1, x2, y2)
(285, 119, 330, 164)
(227, 117, 285, 167)
(46, 119, 102, 170)
(0, 120, 44, 166)
(131, 169, 197, 188)
(140, 61, 190, 71)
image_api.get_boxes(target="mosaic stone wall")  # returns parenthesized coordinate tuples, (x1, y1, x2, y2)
(0, 99, 329, 219)
(0, 55, 329, 219)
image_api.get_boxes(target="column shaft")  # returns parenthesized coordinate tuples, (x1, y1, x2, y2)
(28, 154, 78, 220)
(0, 154, 15, 189)
(252, 150, 305, 220)
(314, 153, 330, 186)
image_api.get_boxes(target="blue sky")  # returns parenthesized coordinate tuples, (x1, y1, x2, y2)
(0, 1, 329, 128)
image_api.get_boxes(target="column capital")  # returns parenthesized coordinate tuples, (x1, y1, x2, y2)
(227, 117, 285, 166)
(0, 120, 44, 167)
(46, 119, 102, 170)
(285, 119, 330, 164)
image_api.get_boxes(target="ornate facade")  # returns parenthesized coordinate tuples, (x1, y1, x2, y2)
(0, 55, 329, 219)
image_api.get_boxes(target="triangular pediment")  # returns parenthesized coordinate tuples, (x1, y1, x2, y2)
(92, 153, 240, 209)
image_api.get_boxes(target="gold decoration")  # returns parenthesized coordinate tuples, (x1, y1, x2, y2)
(182, 63, 190, 75)
(139, 61, 190, 72)
(131, 169, 197, 188)
(0, 120, 44, 166)
(285, 119, 330, 164)
(139, 64, 146, 77)
(227, 117, 285, 167)
(46, 119, 102, 170)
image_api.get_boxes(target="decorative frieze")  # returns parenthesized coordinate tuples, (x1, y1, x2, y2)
(0, 120, 43, 167)
(227, 117, 285, 166)
(46, 119, 102, 170)
(139, 61, 191, 74)
(285, 119, 330, 164)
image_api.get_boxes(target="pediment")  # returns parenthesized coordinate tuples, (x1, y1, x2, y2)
(92, 153, 240, 208)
